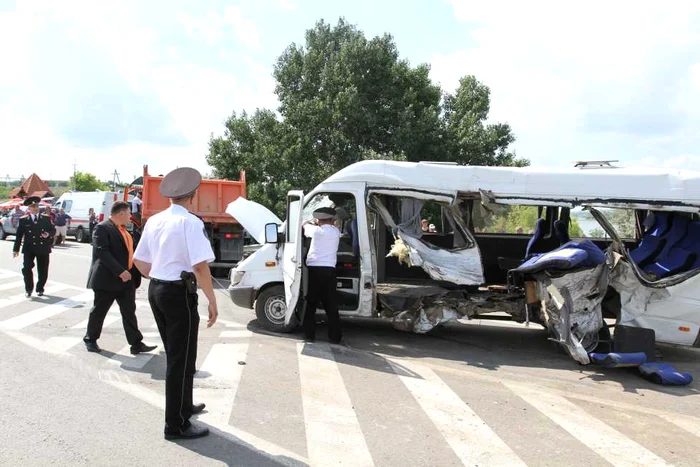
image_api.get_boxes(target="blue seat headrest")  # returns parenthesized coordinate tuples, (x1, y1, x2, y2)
(525, 218, 547, 257)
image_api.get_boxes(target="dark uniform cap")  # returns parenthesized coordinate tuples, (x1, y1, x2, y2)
(159, 167, 202, 199)
(313, 207, 336, 220)
(23, 196, 41, 206)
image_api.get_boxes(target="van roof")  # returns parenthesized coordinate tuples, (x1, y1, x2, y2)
(322, 160, 700, 211)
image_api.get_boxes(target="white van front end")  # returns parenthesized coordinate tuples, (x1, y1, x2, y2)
(229, 242, 284, 310)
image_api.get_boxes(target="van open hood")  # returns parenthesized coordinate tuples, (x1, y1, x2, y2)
(225, 197, 283, 244)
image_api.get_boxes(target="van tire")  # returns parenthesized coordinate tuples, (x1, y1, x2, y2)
(75, 227, 88, 243)
(255, 285, 297, 333)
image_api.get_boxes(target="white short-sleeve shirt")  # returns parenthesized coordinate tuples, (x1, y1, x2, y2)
(303, 223, 340, 267)
(133, 204, 215, 281)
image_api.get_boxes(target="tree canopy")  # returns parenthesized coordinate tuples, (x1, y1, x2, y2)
(207, 18, 527, 215)
(70, 171, 108, 192)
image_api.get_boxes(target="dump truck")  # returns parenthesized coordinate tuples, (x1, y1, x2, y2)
(126, 165, 247, 273)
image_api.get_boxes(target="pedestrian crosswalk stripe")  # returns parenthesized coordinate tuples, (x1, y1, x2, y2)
(0, 291, 93, 330)
(0, 284, 68, 311)
(297, 342, 374, 467)
(659, 413, 700, 438)
(108, 344, 157, 370)
(0, 270, 21, 281)
(392, 359, 526, 466)
(219, 330, 252, 338)
(44, 335, 85, 354)
(0, 280, 25, 291)
(506, 382, 669, 466)
(195, 342, 249, 426)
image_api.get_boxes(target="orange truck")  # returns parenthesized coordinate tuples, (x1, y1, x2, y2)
(126, 165, 247, 271)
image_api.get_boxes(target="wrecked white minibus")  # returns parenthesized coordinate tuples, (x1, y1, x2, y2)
(226, 160, 700, 363)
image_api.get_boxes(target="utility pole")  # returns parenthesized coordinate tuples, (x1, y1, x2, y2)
(111, 169, 121, 192)
(72, 159, 77, 190)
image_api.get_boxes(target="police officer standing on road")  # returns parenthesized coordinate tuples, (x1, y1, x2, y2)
(302, 207, 342, 343)
(133, 167, 218, 440)
(12, 196, 55, 298)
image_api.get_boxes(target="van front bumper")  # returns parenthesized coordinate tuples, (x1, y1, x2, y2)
(229, 286, 255, 309)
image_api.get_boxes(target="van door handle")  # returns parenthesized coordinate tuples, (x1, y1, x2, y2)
(290, 256, 296, 263)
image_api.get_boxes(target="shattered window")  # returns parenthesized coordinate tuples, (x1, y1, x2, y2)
(589, 208, 636, 240)
(471, 202, 540, 235)
(371, 194, 472, 250)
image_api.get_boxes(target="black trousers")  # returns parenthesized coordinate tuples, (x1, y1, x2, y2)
(303, 266, 342, 343)
(148, 281, 199, 433)
(84, 287, 143, 346)
(22, 252, 49, 294)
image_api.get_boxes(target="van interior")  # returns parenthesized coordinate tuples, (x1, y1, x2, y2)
(299, 191, 700, 329)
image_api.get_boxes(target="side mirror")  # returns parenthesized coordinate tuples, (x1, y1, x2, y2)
(264, 223, 280, 244)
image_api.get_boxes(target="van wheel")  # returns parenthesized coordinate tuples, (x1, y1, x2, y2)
(255, 285, 297, 333)
(75, 227, 87, 243)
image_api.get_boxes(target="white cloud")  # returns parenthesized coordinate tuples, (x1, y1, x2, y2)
(278, 0, 298, 11)
(433, 0, 700, 168)
(0, 1, 275, 181)
(179, 6, 261, 50)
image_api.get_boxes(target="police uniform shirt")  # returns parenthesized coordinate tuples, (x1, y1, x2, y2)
(303, 223, 340, 267)
(133, 204, 215, 281)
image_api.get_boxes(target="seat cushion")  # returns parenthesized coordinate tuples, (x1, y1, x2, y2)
(639, 362, 694, 385)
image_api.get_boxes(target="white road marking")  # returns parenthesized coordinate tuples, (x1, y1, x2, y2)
(392, 359, 526, 466)
(0, 291, 93, 330)
(297, 342, 374, 467)
(0, 285, 68, 310)
(505, 382, 669, 466)
(0, 270, 21, 280)
(44, 335, 85, 354)
(219, 330, 252, 338)
(0, 280, 26, 291)
(194, 342, 249, 426)
(107, 344, 157, 370)
(659, 413, 700, 438)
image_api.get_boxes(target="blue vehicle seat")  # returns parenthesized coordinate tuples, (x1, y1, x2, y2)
(644, 211, 672, 236)
(553, 219, 570, 245)
(630, 212, 676, 267)
(525, 218, 547, 258)
(515, 240, 605, 274)
(644, 220, 700, 278)
(639, 363, 694, 385)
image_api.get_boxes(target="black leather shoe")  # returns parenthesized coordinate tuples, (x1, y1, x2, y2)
(85, 341, 102, 353)
(164, 423, 209, 440)
(130, 342, 157, 355)
(192, 403, 206, 415)
(37, 291, 44, 297)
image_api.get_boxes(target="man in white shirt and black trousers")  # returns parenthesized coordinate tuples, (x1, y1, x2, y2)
(133, 167, 218, 440)
(302, 207, 342, 344)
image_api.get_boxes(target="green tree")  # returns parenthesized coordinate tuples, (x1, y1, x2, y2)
(0, 186, 11, 200)
(70, 172, 108, 192)
(443, 76, 528, 166)
(207, 18, 526, 215)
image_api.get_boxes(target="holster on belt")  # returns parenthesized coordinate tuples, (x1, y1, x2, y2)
(180, 271, 197, 293)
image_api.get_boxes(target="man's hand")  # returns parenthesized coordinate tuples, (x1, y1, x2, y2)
(13, 251, 19, 258)
(119, 270, 132, 282)
(207, 302, 218, 328)
(40, 232, 49, 238)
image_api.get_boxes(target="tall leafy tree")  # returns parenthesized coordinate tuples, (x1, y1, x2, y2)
(70, 171, 108, 192)
(207, 18, 526, 214)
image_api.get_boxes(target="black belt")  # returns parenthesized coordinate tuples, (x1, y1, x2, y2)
(150, 278, 185, 287)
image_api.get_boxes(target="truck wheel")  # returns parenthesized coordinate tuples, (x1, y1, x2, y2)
(0, 225, 6, 240)
(75, 227, 87, 243)
(255, 285, 297, 333)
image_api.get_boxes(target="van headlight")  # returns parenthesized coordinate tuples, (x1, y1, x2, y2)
(231, 270, 245, 286)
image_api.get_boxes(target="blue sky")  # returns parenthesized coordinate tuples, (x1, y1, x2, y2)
(1, 0, 699, 183)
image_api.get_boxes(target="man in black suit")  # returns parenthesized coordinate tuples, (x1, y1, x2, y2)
(83, 201, 156, 354)
(12, 196, 55, 298)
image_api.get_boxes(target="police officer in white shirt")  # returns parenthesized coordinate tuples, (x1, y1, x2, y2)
(133, 167, 218, 440)
(302, 207, 342, 343)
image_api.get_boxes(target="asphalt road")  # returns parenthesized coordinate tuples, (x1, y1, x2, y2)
(1, 238, 699, 466)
